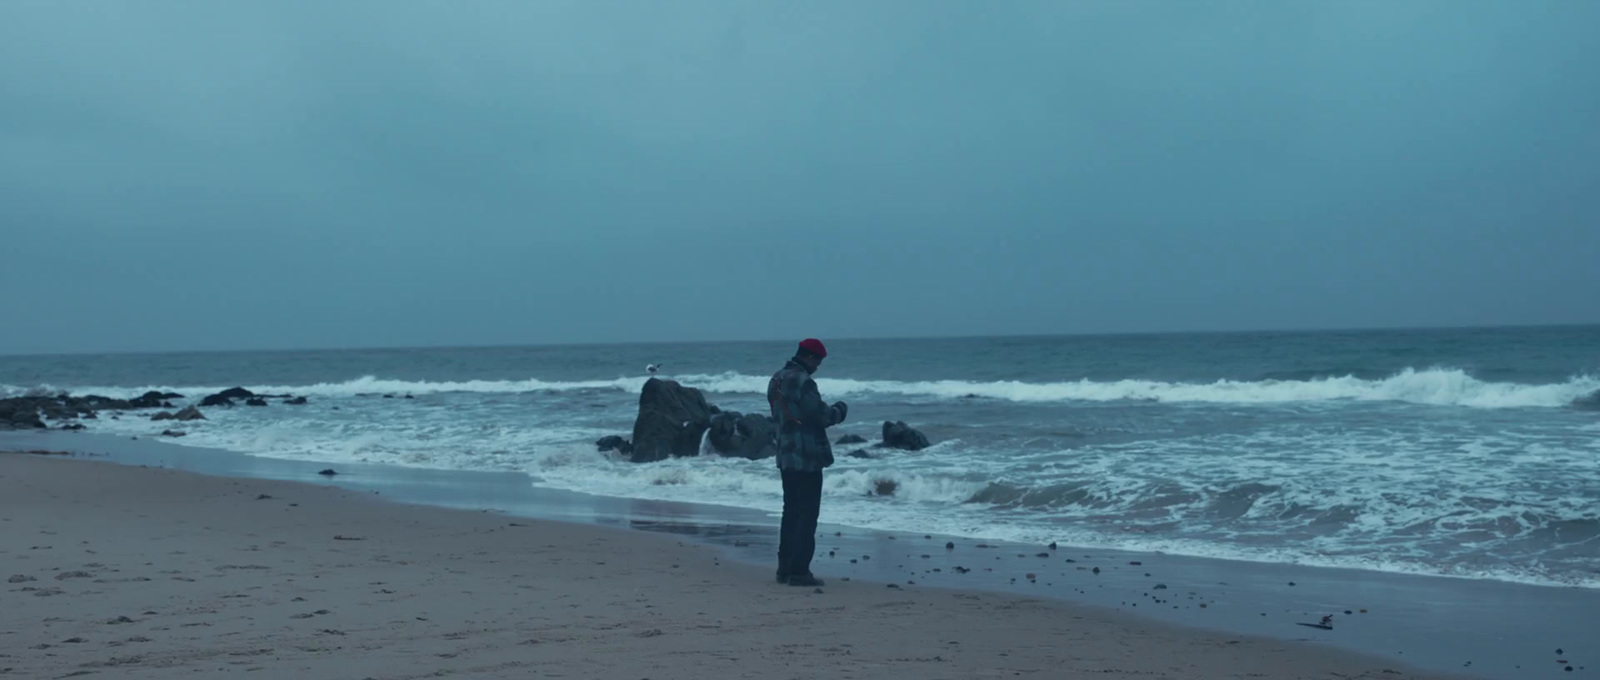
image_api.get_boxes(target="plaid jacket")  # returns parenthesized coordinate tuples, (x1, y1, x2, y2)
(768, 359, 846, 472)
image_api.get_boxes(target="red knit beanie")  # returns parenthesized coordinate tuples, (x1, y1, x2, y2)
(797, 338, 828, 358)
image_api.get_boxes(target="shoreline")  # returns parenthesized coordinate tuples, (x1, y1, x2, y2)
(5, 431, 1595, 678)
(3, 451, 1462, 680)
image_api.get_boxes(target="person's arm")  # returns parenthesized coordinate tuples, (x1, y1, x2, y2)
(798, 377, 847, 427)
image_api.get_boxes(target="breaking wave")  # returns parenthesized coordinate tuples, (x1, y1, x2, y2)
(13, 367, 1593, 409)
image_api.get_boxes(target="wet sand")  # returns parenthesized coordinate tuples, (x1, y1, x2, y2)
(0, 449, 1472, 679)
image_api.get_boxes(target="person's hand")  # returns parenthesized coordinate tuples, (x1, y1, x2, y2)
(833, 401, 849, 421)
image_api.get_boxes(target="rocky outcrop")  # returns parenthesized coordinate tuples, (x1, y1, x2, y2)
(3, 406, 47, 430)
(706, 412, 777, 460)
(216, 387, 255, 400)
(244, 398, 268, 407)
(836, 434, 868, 445)
(878, 421, 931, 451)
(129, 391, 167, 409)
(0, 392, 173, 425)
(596, 435, 633, 455)
(284, 397, 308, 405)
(199, 394, 235, 408)
(606, 380, 919, 464)
(628, 379, 715, 463)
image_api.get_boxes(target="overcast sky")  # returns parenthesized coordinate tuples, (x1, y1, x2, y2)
(2, 1, 1596, 354)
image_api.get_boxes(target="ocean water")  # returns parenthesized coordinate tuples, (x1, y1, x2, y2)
(4, 326, 1598, 589)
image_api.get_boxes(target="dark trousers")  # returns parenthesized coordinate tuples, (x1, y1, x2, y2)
(778, 469, 824, 576)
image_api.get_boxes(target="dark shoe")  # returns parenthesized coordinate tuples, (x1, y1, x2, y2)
(787, 573, 824, 587)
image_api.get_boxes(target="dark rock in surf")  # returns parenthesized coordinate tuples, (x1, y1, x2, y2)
(877, 421, 931, 451)
(199, 394, 234, 408)
(836, 434, 868, 445)
(1572, 389, 1600, 410)
(284, 397, 308, 405)
(244, 398, 268, 407)
(217, 387, 254, 400)
(845, 449, 876, 460)
(174, 406, 206, 421)
(706, 412, 777, 460)
(628, 378, 715, 463)
(59, 422, 85, 431)
(873, 478, 898, 496)
(317, 469, 338, 476)
(129, 391, 167, 409)
(160, 429, 186, 437)
(3, 407, 47, 430)
(150, 411, 176, 422)
(65, 396, 115, 412)
(595, 435, 633, 455)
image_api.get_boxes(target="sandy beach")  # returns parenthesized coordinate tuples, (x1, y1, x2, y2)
(0, 452, 1460, 680)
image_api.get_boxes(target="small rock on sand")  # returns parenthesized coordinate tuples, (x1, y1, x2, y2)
(8, 574, 36, 583)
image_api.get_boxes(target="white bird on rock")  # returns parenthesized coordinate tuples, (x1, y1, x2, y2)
(646, 363, 661, 376)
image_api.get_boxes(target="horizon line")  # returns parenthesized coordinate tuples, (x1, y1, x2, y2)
(1, 320, 1595, 360)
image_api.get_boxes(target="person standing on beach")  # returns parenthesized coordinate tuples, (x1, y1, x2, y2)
(768, 338, 848, 587)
